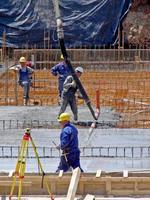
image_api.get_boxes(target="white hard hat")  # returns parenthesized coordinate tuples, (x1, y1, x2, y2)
(75, 66, 83, 73)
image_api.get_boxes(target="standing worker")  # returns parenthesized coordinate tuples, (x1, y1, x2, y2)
(10, 56, 34, 105)
(51, 54, 71, 104)
(56, 112, 83, 172)
(58, 66, 83, 121)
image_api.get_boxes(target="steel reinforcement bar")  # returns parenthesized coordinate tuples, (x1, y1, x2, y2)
(1, 119, 150, 129)
(0, 146, 150, 158)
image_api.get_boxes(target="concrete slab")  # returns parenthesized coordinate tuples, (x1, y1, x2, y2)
(0, 105, 119, 120)
(0, 106, 150, 173)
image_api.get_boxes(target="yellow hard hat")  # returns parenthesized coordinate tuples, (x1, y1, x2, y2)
(58, 113, 70, 122)
(60, 54, 64, 59)
(19, 56, 26, 63)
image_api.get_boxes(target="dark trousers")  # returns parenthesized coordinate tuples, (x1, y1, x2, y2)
(20, 81, 30, 100)
(58, 79, 64, 98)
(56, 151, 83, 172)
(58, 95, 78, 121)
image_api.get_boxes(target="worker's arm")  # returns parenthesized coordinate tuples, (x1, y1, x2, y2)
(51, 63, 60, 76)
(9, 65, 20, 71)
(27, 66, 34, 74)
(76, 89, 83, 99)
(63, 76, 76, 93)
(60, 128, 72, 150)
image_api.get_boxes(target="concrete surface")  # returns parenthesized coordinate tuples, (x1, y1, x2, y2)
(0, 106, 150, 173)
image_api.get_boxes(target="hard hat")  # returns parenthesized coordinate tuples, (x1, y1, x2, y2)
(58, 113, 70, 122)
(60, 54, 64, 59)
(19, 56, 26, 63)
(75, 66, 83, 73)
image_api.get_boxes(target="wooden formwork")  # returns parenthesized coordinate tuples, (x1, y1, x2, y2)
(1, 171, 150, 197)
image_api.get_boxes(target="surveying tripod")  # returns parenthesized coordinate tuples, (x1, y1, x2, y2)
(9, 128, 54, 200)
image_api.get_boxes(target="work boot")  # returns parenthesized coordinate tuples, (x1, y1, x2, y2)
(74, 116, 78, 122)
(72, 119, 78, 125)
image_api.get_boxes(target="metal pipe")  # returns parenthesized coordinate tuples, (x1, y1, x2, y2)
(53, 0, 97, 120)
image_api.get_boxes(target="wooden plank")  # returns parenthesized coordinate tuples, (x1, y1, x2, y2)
(8, 170, 14, 177)
(0, 181, 31, 186)
(84, 194, 95, 200)
(96, 170, 102, 178)
(66, 167, 81, 200)
(58, 170, 63, 177)
(123, 170, 128, 178)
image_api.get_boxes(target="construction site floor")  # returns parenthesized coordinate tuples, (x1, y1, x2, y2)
(1, 196, 150, 200)
(0, 105, 150, 173)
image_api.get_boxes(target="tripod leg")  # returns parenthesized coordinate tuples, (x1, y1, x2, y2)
(45, 181, 54, 200)
(15, 139, 26, 174)
(18, 161, 26, 200)
(9, 175, 17, 200)
(9, 138, 27, 199)
(9, 135, 29, 200)
(30, 136, 54, 199)
(18, 140, 28, 200)
(30, 137, 43, 172)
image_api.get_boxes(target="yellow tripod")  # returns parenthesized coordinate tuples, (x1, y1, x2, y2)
(9, 128, 54, 200)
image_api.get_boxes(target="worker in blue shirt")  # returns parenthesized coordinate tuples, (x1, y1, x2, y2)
(56, 112, 83, 172)
(51, 54, 71, 103)
(10, 56, 34, 105)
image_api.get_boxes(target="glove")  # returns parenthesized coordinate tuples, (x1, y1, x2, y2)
(70, 80, 76, 88)
(56, 145, 61, 150)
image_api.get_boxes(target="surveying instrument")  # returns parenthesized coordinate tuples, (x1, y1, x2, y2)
(9, 128, 54, 200)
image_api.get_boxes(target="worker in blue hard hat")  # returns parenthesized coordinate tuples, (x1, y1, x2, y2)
(50, 54, 71, 104)
(56, 112, 83, 172)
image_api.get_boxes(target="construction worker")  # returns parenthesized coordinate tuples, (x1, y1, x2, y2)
(58, 66, 83, 121)
(56, 112, 83, 172)
(51, 54, 71, 103)
(10, 56, 34, 105)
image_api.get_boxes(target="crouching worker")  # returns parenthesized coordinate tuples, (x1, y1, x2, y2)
(10, 57, 34, 105)
(56, 112, 83, 172)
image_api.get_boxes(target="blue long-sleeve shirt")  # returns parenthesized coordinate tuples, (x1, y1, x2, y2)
(51, 62, 70, 81)
(60, 122, 79, 153)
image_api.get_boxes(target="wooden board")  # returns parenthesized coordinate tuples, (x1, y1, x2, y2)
(66, 167, 81, 200)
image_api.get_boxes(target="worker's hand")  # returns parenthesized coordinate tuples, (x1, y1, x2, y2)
(56, 145, 61, 150)
(18, 81, 22, 86)
(70, 80, 76, 88)
(9, 66, 18, 71)
(77, 95, 83, 99)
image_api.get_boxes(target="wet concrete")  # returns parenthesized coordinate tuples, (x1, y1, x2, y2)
(0, 105, 150, 173)
(0, 105, 119, 123)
